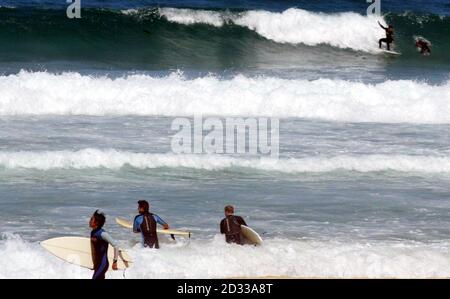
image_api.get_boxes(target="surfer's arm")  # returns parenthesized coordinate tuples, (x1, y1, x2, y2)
(153, 214, 169, 229)
(133, 216, 142, 233)
(378, 21, 386, 30)
(101, 232, 119, 261)
(220, 219, 225, 234)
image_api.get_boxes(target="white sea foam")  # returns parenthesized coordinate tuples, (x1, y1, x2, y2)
(120, 8, 139, 15)
(2, 234, 450, 278)
(1, 71, 450, 124)
(158, 8, 383, 52)
(158, 7, 226, 27)
(1, 149, 450, 173)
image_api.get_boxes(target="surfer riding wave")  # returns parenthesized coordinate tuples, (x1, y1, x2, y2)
(378, 21, 394, 51)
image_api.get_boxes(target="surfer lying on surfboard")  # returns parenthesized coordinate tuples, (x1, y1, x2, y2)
(220, 205, 248, 245)
(133, 200, 170, 249)
(89, 210, 121, 279)
(378, 21, 394, 51)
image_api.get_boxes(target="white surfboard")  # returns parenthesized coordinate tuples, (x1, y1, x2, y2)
(115, 217, 191, 238)
(241, 225, 263, 246)
(40, 236, 132, 270)
(379, 49, 401, 55)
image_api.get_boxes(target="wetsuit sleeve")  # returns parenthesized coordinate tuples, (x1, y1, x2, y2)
(378, 21, 386, 30)
(133, 215, 142, 233)
(153, 214, 167, 226)
(220, 219, 225, 234)
(101, 232, 119, 261)
(236, 216, 247, 226)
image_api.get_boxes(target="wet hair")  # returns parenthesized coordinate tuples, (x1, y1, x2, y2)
(92, 210, 106, 228)
(388, 25, 393, 28)
(138, 200, 150, 213)
(224, 205, 234, 213)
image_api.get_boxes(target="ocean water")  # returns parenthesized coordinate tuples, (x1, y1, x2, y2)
(1, 0, 450, 279)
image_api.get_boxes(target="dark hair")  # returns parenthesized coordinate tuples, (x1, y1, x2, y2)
(92, 210, 106, 228)
(388, 25, 393, 28)
(138, 200, 149, 213)
(224, 205, 234, 213)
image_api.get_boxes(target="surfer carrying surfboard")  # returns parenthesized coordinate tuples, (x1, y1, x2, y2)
(378, 21, 394, 51)
(89, 210, 121, 279)
(220, 205, 248, 245)
(133, 200, 170, 249)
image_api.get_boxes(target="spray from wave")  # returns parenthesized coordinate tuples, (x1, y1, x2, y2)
(2, 233, 450, 278)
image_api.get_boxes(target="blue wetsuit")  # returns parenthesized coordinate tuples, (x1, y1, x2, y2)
(90, 228, 119, 279)
(133, 213, 167, 248)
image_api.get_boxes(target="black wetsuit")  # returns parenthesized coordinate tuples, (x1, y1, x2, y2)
(416, 40, 431, 54)
(134, 212, 160, 249)
(378, 23, 394, 51)
(91, 228, 109, 280)
(220, 215, 247, 245)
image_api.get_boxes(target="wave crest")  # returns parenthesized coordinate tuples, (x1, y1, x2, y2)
(159, 8, 384, 52)
(2, 149, 450, 173)
(1, 71, 450, 124)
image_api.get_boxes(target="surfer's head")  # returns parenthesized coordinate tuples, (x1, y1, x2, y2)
(138, 200, 150, 214)
(90, 209, 106, 229)
(224, 205, 234, 216)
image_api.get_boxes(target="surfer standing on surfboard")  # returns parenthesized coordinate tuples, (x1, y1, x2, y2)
(378, 21, 394, 51)
(133, 200, 170, 249)
(220, 205, 247, 245)
(89, 210, 120, 279)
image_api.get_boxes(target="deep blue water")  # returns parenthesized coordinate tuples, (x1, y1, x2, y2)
(3, 0, 450, 15)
